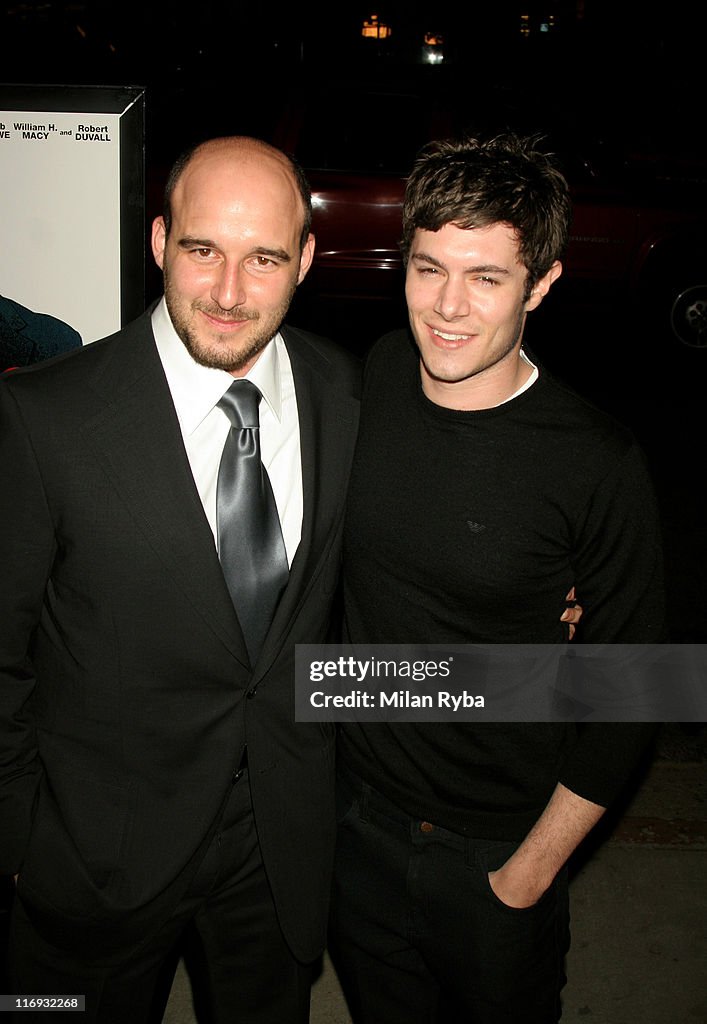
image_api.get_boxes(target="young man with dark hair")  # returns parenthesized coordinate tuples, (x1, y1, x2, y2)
(331, 134, 665, 1023)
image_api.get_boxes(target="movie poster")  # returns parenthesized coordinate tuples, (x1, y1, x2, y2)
(0, 85, 144, 368)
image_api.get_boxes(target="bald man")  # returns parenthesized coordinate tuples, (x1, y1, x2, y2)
(0, 137, 361, 1023)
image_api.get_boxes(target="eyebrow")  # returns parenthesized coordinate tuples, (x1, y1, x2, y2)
(411, 252, 511, 276)
(177, 237, 293, 263)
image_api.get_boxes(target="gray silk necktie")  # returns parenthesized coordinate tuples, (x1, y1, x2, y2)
(216, 380, 289, 663)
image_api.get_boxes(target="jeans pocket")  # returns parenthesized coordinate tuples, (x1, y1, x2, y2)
(475, 841, 554, 915)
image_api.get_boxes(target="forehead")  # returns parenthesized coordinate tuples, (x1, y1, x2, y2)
(412, 221, 524, 269)
(171, 148, 305, 243)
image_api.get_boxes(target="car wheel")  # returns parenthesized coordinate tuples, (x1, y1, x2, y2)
(670, 283, 707, 348)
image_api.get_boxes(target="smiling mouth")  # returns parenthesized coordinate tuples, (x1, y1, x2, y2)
(199, 307, 258, 329)
(431, 327, 473, 342)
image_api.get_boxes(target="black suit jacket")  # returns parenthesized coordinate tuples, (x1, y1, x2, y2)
(0, 309, 360, 962)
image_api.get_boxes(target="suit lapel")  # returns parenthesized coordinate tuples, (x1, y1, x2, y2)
(81, 313, 250, 668)
(79, 314, 356, 676)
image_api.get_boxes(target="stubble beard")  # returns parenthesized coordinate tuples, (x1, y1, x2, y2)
(163, 266, 296, 373)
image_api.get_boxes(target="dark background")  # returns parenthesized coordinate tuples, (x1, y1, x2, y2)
(2, 0, 706, 641)
(2, 1, 704, 169)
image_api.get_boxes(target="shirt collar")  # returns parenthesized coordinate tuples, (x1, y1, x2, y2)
(495, 348, 539, 406)
(152, 297, 284, 435)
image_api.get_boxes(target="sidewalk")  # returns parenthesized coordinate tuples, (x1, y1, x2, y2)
(163, 724, 707, 1024)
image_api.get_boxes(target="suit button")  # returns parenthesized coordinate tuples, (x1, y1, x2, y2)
(246, 688, 257, 699)
(420, 821, 435, 833)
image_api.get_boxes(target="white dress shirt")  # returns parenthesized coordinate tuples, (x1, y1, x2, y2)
(152, 298, 303, 566)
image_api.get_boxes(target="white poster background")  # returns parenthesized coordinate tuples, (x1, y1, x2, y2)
(0, 110, 122, 344)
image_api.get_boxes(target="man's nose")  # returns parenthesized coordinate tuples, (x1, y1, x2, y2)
(211, 261, 246, 310)
(434, 276, 470, 320)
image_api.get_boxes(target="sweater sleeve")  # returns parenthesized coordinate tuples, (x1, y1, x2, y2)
(570, 440, 667, 644)
(559, 722, 657, 807)
(558, 439, 666, 807)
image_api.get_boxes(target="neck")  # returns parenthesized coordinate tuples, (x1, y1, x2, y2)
(421, 348, 533, 412)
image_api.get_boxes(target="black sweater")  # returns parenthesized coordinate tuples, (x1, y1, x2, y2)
(339, 330, 665, 839)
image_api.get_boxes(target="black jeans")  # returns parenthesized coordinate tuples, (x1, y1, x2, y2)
(329, 770, 570, 1024)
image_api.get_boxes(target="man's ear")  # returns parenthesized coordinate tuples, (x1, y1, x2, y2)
(525, 261, 562, 311)
(297, 234, 315, 284)
(151, 217, 167, 271)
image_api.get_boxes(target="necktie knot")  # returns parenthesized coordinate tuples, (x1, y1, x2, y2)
(218, 379, 261, 430)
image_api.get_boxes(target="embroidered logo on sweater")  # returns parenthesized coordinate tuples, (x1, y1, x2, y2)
(466, 520, 486, 533)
